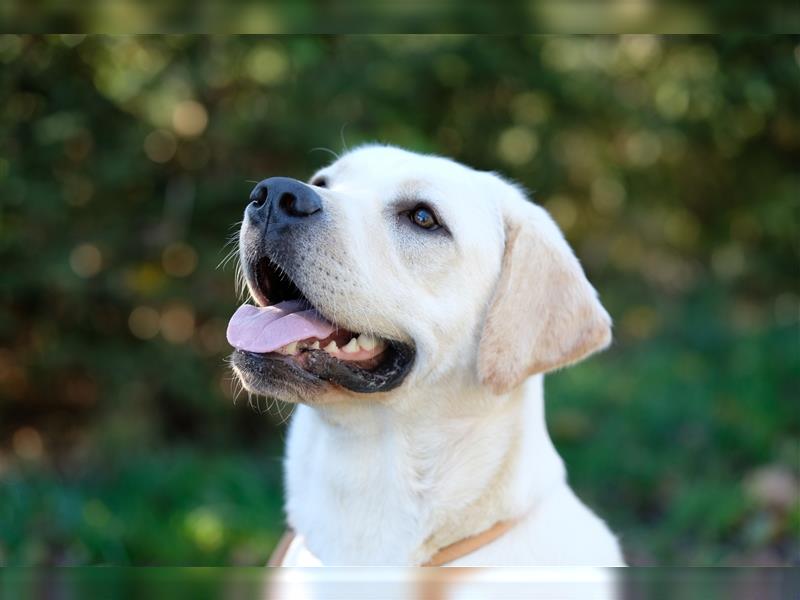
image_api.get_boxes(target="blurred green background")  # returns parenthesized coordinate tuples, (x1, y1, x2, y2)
(0, 35, 798, 566)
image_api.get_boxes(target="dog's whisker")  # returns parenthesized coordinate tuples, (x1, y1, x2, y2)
(339, 123, 350, 153)
(309, 146, 340, 160)
(275, 399, 295, 427)
(216, 246, 239, 271)
(232, 377, 245, 405)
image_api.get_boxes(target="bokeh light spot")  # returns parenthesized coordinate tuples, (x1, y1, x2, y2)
(12, 427, 43, 460)
(161, 304, 196, 344)
(184, 508, 224, 551)
(162, 242, 198, 278)
(711, 245, 746, 280)
(623, 130, 662, 167)
(143, 129, 177, 163)
(745, 466, 799, 512)
(663, 210, 700, 248)
(497, 126, 539, 166)
(69, 243, 102, 278)
(172, 101, 208, 138)
(618, 35, 661, 69)
(124, 264, 166, 295)
(545, 195, 578, 232)
(129, 306, 160, 340)
(655, 82, 690, 119)
(591, 176, 626, 214)
(245, 45, 289, 84)
(511, 92, 550, 126)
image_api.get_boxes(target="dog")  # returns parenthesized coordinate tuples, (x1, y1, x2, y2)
(227, 144, 625, 566)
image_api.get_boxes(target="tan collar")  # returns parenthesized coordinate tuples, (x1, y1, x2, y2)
(268, 518, 519, 567)
(422, 518, 518, 566)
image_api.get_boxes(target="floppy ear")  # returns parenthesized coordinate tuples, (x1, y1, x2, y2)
(478, 198, 612, 395)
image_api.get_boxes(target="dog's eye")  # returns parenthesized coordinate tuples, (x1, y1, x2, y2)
(310, 177, 327, 188)
(408, 205, 441, 231)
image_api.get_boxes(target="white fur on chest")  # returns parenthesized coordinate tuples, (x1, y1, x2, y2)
(284, 403, 427, 565)
(279, 377, 627, 566)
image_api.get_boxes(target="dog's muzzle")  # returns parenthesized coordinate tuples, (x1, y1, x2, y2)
(227, 176, 416, 401)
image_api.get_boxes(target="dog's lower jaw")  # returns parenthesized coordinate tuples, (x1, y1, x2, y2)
(281, 376, 603, 566)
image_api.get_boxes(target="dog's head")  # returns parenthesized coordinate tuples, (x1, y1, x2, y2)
(228, 145, 611, 404)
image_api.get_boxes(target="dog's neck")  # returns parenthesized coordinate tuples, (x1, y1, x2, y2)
(282, 375, 566, 565)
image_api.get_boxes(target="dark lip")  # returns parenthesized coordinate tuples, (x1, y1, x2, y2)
(233, 339, 415, 395)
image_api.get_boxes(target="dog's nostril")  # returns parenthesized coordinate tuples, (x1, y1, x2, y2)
(278, 192, 298, 215)
(251, 185, 268, 207)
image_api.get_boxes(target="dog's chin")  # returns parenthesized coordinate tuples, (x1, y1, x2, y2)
(231, 339, 415, 404)
(231, 349, 327, 403)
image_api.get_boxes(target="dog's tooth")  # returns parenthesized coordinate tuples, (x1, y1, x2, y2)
(310, 341, 320, 350)
(284, 342, 298, 355)
(357, 334, 377, 351)
(324, 341, 338, 353)
(342, 337, 359, 353)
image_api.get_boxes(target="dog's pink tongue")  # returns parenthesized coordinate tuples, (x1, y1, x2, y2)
(226, 301, 336, 353)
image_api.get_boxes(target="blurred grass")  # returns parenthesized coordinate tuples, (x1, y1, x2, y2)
(1, 447, 285, 565)
(549, 298, 799, 565)
(0, 35, 798, 565)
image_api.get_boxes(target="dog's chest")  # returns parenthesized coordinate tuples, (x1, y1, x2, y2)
(283, 406, 429, 565)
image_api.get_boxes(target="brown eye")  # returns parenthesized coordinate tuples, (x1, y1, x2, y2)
(310, 177, 327, 188)
(409, 205, 440, 230)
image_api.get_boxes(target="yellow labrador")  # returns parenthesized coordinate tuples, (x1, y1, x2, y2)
(228, 145, 624, 566)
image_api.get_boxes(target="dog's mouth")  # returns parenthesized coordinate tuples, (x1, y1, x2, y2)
(228, 256, 415, 395)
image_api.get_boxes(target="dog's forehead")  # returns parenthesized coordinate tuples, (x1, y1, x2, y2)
(321, 145, 500, 219)
(329, 146, 467, 183)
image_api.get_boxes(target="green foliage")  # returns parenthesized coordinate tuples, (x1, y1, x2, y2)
(1, 448, 284, 565)
(549, 311, 799, 564)
(0, 35, 798, 565)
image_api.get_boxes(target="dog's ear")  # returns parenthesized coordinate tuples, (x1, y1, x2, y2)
(478, 191, 612, 395)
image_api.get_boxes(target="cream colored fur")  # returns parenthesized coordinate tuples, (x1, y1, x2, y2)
(479, 197, 612, 394)
(253, 145, 624, 566)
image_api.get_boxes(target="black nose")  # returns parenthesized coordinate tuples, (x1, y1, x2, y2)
(247, 177, 322, 228)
